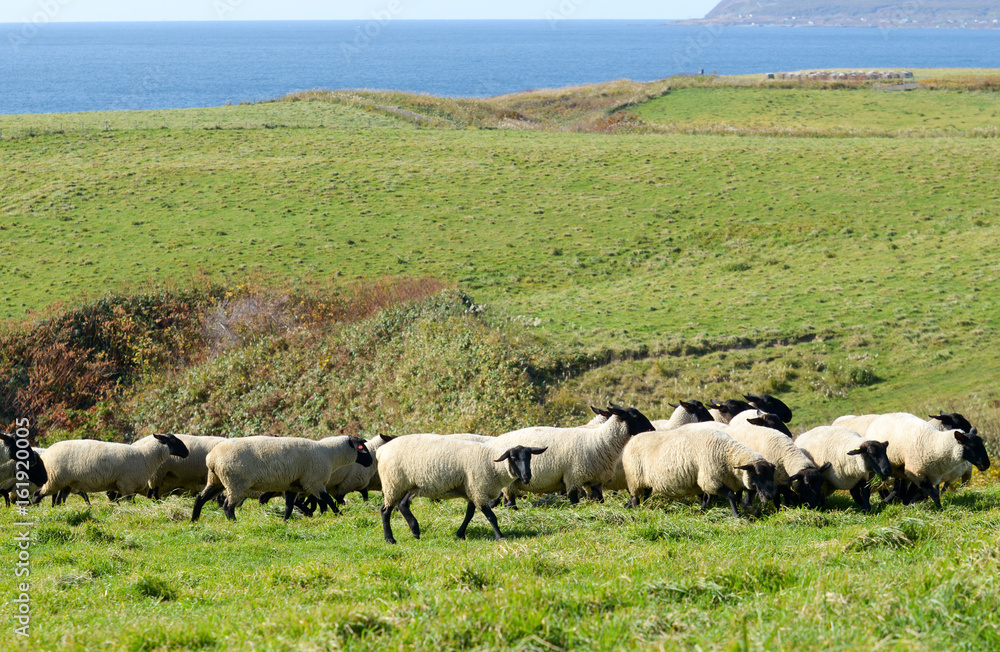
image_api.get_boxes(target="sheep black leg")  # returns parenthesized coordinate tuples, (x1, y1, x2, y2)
(700, 493, 713, 511)
(79, 492, 91, 506)
(849, 481, 871, 512)
(590, 484, 604, 503)
(335, 494, 346, 506)
(629, 491, 642, 508)
(222, 498, 237, 521)
(258, 492, 277, 505)
(191, 485, 224, 522)
(282, 491, 297, 520)
(398, 493, 420, 539)
(456, 501, 477, 540)
(779, 487, 798, 508)
(293, 496, 314, 517)
(721, 488, 742, 518)
(480, 504, 505, 541)
(922, 481, 942, 508)
(317, 491, 339, 515)
(360, 489, 369, 502)
(568, 488, 581, 505)
(2, 491, 8, 507)
(501, 492, 518, 510)
(381, 504, 397, 544)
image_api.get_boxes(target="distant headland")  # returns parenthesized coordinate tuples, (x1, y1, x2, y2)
(678, 0, 1000, 28)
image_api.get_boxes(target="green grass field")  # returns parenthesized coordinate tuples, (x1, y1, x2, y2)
(5, 485, 1000, 651)
(2, 71, 1000, 651)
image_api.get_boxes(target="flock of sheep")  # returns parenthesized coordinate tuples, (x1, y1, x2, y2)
(1, 392, 992, 544)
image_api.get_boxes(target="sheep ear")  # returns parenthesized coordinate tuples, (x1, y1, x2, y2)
(680, 401, 696, 410)
(847, 448, 863, 456)
(667, 402, 679, 409)
(969, 427, 978, 436)
(819, 462, 832, 473)
(380, 434, 396, 442)
(787, 473, 803, 483)
(153, 434, 169, 443)
(747, 417, 766, 427)
(744, 393, 760, 402)
(734, 464, 755, 472)
(529, 447, 548, 455)
(590, 406, 602, 415)
(607, 404, 625, 417)
(954, 431, 968, 443)
(494, 450, 512, 463)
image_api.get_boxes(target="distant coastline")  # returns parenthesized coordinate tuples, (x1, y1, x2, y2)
(684, 0, 1000, 29)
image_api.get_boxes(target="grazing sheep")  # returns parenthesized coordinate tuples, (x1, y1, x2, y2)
(493, 404, 654, 506)
(0, 435, 48, 507)
(728, 417, 830, 508)
(33, 435, 189, 505)
(376, 434, 546, 543)
(707, 399, 753, 424)
(744, 393, 793, 423)
(651, 400, 715, 430)
(865, 413, 990, 507)
(192, 436, 371, 522)
(144, 434, 228, 499)
(794, 426, 891, 511)
(622, 423, 777, 517)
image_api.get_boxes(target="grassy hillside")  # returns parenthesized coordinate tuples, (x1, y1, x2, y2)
(2, 72, 1000, 652)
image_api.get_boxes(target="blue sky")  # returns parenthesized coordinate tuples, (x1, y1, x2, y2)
(0, 0, 719, 23)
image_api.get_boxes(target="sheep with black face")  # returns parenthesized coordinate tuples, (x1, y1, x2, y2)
(33, 434, 188, 505)
(376, 434, 546, 544)
(192, 435, 371, 522)
(728, 416, 830, 509)
(744, 393, 793, 424)
(622, 422, 777, 517)
(0, 434, 47, 507)
(794, 426, 891, 512)
(493, 404, 655, 506)
(707, 399, 754, 424)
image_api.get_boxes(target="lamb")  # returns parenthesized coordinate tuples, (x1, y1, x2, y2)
(793, 426, 891, 511)
(191, 435, 371, 521)
(376, 434, 546, 544)
(651, 400, 715, 430)
(144, 434, 228, 499)
(33, 434, 189, 505)
(493, 404, 654, 506)
(706, 399, 753, 424)
(0, 434, 48, 507)
(728, 417, 830, 508)
(865, 413, 990, 507)
(744, 393, 793, 423)
(605, 401, 714, 493)
(622, 423, 777, 517)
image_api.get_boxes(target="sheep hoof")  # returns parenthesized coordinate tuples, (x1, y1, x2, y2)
(385, 537, 397, 545)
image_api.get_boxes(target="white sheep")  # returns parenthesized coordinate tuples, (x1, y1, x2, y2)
(33, 434, 189, 505)
(622, 423, 778, 517)
(376, 434, 546, 543)
(604, 401, 714, 493)
(284, 434, 397, 513)
(191, 435, 371, 521)
(793, 426, 891, 511)
(144, 434, 228, 499)
(728, 417, 830, 508)
(865, 413, 990, 507)
(926, 413, 974, 490)
(493, 404, 654, 506)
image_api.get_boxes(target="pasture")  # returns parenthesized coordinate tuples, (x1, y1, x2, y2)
(1, 71, 999, 650)
(5, 485, 1000, 651)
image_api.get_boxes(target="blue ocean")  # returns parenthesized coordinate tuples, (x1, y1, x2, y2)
(1, 20, 997, 115)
